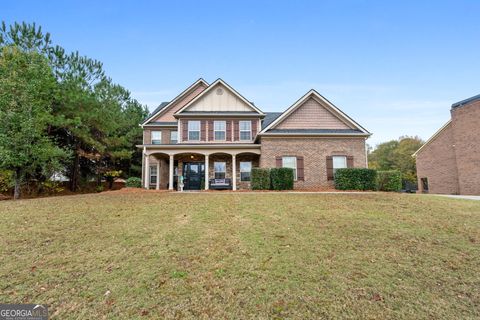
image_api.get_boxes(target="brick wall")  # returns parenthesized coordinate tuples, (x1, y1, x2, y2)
(415, 123, 459, 194)
(451, 101, 480, 195)
(259, 137, 367, 189)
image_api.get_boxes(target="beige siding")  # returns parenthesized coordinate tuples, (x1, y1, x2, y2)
(185, 83, 255, 112)
(276, 97, 352, 130)
(153, 83, 208, 122)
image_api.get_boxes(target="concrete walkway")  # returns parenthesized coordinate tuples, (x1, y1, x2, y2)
(436, 194, 480, 201)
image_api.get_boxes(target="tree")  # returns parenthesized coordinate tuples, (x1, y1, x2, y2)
(369, 136, 424, 185)
(0, 46, 69, 199)
(1, 21, 148, 192)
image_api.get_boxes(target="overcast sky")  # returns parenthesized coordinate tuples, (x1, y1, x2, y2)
(4, 0, 479, 146)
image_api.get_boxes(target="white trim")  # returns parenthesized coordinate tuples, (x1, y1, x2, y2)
(259, 90, 370, 134)
(258, 132, 370, 137)
(412, 120, 452, 157)
(239, 120, 252, 141)
(282, 156, 298, 181)
(141, 78, 208, 125)
(151, 131, 162, 144)
(174, 79, 265, 115)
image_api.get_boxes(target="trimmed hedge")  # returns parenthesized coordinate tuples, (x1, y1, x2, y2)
(270, 168, 294, 190)
(251, 168, 271, 190)
(376, 170, 402, 192)
(125, 177, 142, 188)
(334, 168, 377, 191)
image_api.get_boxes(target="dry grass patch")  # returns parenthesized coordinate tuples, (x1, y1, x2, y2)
(0, 192, 479, 319)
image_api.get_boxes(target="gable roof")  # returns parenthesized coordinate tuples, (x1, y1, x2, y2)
(262, 112, 283, 128)
(141, 78, 208, 125)
(412, 120, 452, 157)
(451, 93, 480, 109)
(174, 79, 265, 115)
(259, 89, 370, 135)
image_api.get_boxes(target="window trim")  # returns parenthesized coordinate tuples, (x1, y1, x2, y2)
(214, 120, 226, 141)
(282, 156, 297, 181)
(214, 161, 226, 180)
(188, 120, 200, 141)
(240, 161, 252, 182)
(332, 155, 347, 175)
(239, 120, 252, 141)
(151, 131, 162, 145)
(149, 165, 157, 185)
(170, 130, 178, 144)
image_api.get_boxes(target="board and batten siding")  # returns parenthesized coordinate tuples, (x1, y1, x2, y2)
(185, 83, 254, 112)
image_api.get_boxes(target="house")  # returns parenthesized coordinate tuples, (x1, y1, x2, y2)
(413, 94, 480, 195)
(139, 78, 371, 190)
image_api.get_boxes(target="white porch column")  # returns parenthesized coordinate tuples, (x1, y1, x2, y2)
(232, 154, 237, 191)
(144, 153, 149, 189)
(168, 154, 174, 190)
(204, 154, 209, 190)
(156, 161, 160, 190)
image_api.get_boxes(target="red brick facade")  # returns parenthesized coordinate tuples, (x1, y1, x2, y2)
(416, 98, 480, 195)
(260, 137, 367, 189)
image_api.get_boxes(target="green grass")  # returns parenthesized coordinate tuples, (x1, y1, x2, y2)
(0, 191, 479, 319)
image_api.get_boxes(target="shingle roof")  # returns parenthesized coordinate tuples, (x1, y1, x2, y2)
(145, 102, 170, 120)
(144, 121, 177, 126)
(262, 112, 283, 128)
(265, 129, 365, 134)
(451, 94, 480, 109)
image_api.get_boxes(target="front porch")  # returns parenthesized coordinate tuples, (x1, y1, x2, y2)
(142, 145, 261, 191)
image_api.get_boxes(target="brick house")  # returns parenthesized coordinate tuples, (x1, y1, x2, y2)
(139, 78, 371, 190)
(414, 94, 480, 195)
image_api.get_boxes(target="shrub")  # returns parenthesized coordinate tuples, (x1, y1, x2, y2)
(0, 170, 13, 193)
(40, 180, 64, 195)
(126, 177, 142, 188)
(95, 185, 104, 193)
(376, 170, 402, 192)
(251, 168, 270, 190)
(334, 168, 377, 191)
(270, 168, 294, 190)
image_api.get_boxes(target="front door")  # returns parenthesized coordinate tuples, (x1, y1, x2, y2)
(183, 162, 205, 190)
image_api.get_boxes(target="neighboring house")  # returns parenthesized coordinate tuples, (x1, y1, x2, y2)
(139, 78, 371, 190)
(413, 94, 480, 195)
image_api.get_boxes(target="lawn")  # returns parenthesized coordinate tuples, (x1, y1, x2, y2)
(0, 191, 479, 319)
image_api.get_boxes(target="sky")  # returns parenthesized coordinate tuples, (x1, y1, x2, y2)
(3, 0, 479, 146)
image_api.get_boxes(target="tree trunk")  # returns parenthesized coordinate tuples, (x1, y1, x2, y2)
(13, 169, 21, 200)
(69, 144, 80, 192)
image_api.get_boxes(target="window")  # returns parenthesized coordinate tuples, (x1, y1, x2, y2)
(149, 165, 157, 184)
(214, 162, 226, 180)
(240, 161, 252, 181)
(188, 121, 200, 141)
(214, 121, 226, 141)
(239, 121, 251, 140)
(421, 177, 429, 192)
(170, 131, 178, 144)
(332, 156, 347, 175)
(282, 156, 297, 180)
(151, 131, 162, 144)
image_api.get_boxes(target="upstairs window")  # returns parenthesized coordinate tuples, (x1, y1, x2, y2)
(239, 121, 251, 141)
(214, 121, 226, 141)
(151, 131, 162, 144)
(282, 156, 297, 180)
(188, 121, 200, 141)
(332, 156, 347, 175)
(170, 131, 178, 144)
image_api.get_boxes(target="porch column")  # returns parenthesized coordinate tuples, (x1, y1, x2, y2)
(204, 154, 209, 190)
(156, 161, 160, 190)
(144, 153, 149, 189)
(168, 154, 174, 190)
(232, 154, 237, 191)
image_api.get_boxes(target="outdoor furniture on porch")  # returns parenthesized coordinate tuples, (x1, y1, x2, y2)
(209, 178, 232, 190)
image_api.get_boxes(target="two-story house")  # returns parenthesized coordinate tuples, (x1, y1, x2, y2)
(139, 78, 371, 190)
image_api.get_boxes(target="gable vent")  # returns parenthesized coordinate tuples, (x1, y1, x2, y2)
(216, 88, 224, 95)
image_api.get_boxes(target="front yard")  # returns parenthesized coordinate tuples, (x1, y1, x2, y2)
(0, 191, 479, 319)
